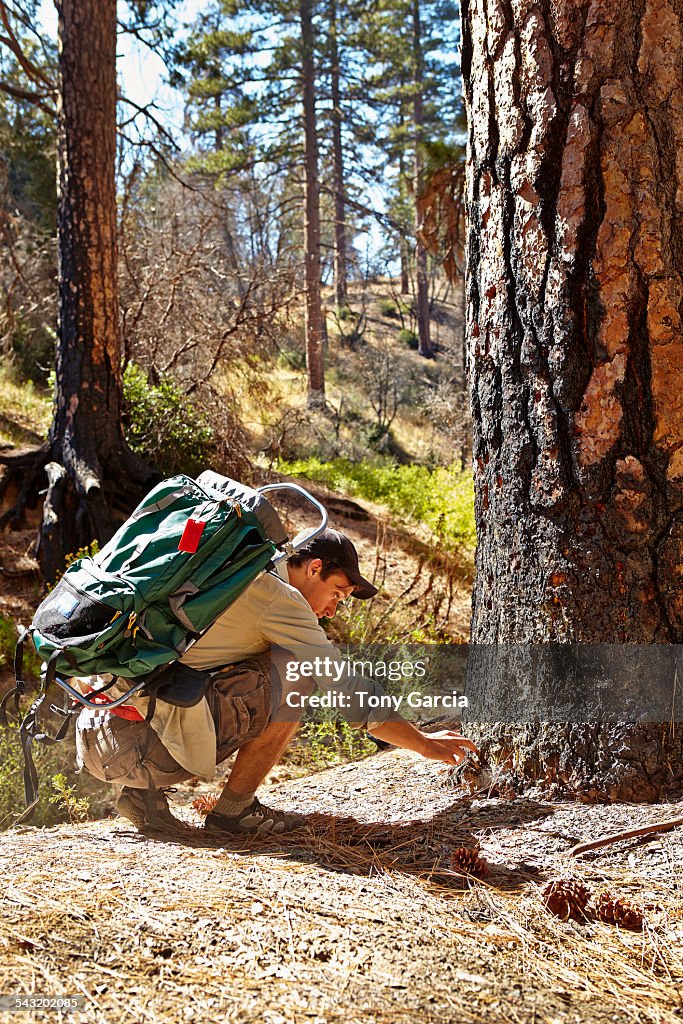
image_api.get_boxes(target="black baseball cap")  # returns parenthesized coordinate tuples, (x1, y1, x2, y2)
(294, 528, 378, 600)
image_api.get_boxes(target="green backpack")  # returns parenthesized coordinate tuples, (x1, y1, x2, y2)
(4, 471, 327, 820)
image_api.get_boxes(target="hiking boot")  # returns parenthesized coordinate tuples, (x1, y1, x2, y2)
(204, 796, 305, 835)
(116, 786, 180, 830)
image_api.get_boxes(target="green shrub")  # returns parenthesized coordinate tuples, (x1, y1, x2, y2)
(282, 720, 376, 772)
(0, 724, 111, 830)
(277, 347, 307, 371)
(398, 328, 419, 350)
(378, 299, 400, 319)
(49, 772, 90, 823)
(10, 318, 55, 384)
(278, 456, 476, 551)
(336, 305, 356, 322)
(0, 613, 42, 684)
(122, 363, 215, 476)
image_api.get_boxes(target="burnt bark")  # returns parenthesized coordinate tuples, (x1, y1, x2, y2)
(0, 0, 154, 578)
(462, 0, 683, 799)
(301, 0, 325, 407)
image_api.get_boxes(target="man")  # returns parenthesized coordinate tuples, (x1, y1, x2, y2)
(75, 528, 477, 834)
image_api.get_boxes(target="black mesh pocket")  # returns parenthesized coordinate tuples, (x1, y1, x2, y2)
(33, 577, 123, 644)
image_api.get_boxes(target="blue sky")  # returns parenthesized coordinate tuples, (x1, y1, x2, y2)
(37, 0, 198, 137)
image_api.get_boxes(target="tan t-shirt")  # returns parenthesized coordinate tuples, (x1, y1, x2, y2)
(89, 565, 392, 779)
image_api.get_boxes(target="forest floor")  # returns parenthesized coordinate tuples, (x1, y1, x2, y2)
(0, 752, 682, 1024)
(0, 499, 682, 1023)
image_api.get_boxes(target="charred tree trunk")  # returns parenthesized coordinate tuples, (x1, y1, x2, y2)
(0, 0, 154, 580)
(412, 0, 433, 359)
(461, 0, 683, 800)
(329, 0, 348, 309)
(301, 0, 325, 407)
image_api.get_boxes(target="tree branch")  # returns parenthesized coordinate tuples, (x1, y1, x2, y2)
(0, 2, 55, 89)
(117, 93, 180, 150)
(0, 76, 54, 113)
(569, 816, 683, 857)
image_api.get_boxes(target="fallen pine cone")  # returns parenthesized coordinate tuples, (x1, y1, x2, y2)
(450, 846, 489, 879)
(191, 793, 219, 816)
(542, 880, 591, 922)
(592, 891, 644, 931)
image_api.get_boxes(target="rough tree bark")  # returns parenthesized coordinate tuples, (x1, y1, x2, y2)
(412, 0, 434, 358)
(0, 0, 154, 580)
(300, 0, 325, 407)
(461, 0, 683, 800)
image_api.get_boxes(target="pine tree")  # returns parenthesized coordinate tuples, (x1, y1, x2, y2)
(0, 0, 155, 578)
(461, 0, 683, 799)
(359, 0, 462, 355)
(175, 0, 327, 405)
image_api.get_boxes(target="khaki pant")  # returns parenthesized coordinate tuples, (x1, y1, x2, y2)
(75, 654, 305, 790)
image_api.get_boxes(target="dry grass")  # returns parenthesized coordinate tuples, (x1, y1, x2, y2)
(0, 366, 51, 449)
(1, 752, 681, 1024)
(216, 279, 466, 468)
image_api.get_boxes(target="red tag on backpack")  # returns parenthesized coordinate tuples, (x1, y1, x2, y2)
(178, 517, 206, 553)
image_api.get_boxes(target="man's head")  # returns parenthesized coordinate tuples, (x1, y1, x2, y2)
(286, 528, 378, 618)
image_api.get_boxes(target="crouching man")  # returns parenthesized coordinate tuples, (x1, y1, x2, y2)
(74, 529, 478, 835)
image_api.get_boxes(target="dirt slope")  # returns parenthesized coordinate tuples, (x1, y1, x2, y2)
(1, 751, 681, 1024)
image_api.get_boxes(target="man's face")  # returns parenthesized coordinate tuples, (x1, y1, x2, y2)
(296, 559, 356, 618)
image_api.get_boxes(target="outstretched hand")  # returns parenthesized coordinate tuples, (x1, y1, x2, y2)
(368, 717, 479, 766)
(418, 729, 479, 766)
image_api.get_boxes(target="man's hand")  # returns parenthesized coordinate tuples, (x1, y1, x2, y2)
(368, 718, 479, 765)
(418, 729, 479, 766)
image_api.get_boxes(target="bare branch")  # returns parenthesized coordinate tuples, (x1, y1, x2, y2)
(0, 1, 55, 89)
(569, 816, 683, 857)
(117, 93, 180, 151)
(0, 76, 54, 113)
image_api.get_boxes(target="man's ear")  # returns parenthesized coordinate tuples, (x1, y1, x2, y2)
(306, 557, 323, 578)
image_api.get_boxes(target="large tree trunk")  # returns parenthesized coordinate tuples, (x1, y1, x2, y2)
(461, 0, 683, 800)
(300, 0, 325, 407)
(412, 0, 433, 359)
(329, 0, 348, 309)
(54, 0, 122, 477)
(0, 0, 154, 580)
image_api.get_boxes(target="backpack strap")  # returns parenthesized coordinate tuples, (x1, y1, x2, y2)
(0, 627, 31, 728)
(15, 698, 77, 824)
(11, 650, 80, 824)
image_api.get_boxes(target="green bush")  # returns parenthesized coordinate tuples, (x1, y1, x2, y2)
(336, 305, 357, 322)
(278, 456, 476, 551)
(277, 347, 307, 371)
(0, 613, 42, 684)
(0, 724, 111, 830)
(282, 720, 376, 772)
(122, 363, 215, 476)
(10, 318, 55, 384)
(378, 299, 400, 319)
(398, 328, 419, 350)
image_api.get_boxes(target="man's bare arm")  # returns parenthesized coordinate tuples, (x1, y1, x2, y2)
(368, 718, 479, 766)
